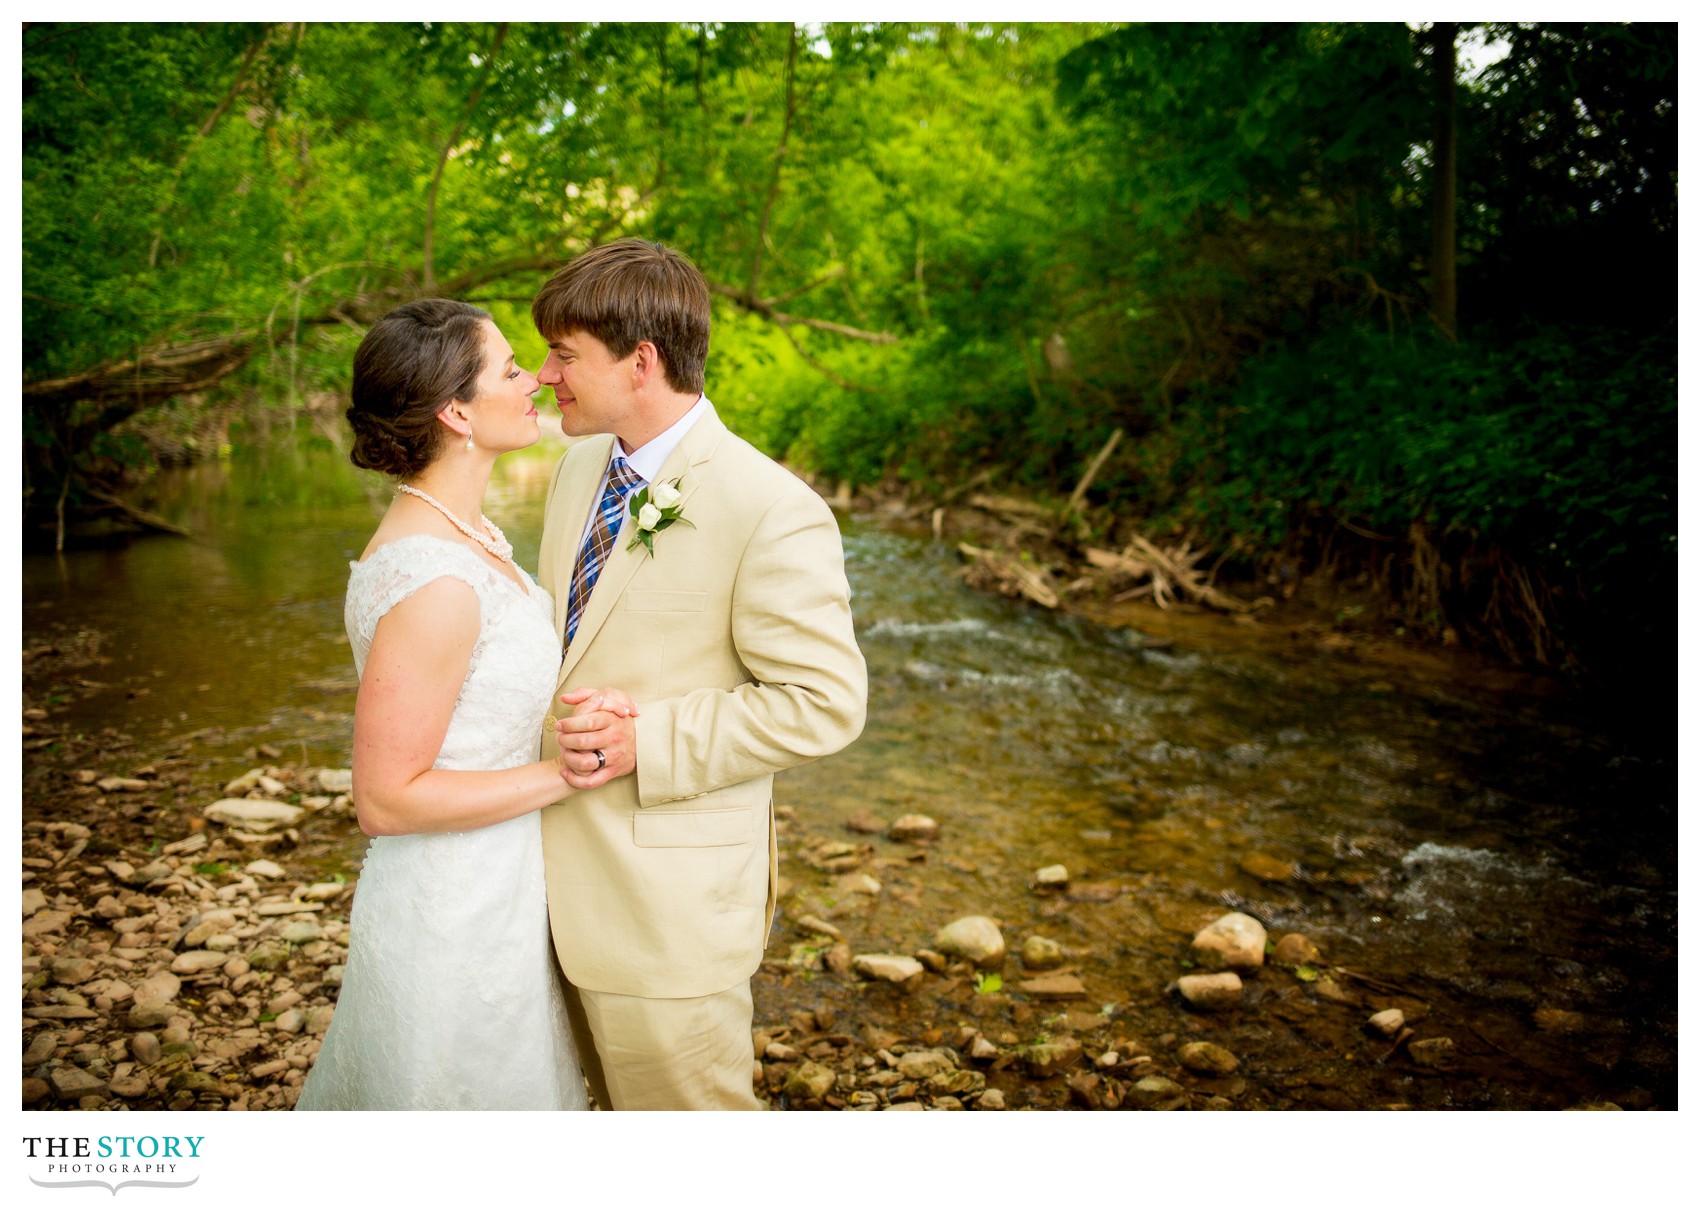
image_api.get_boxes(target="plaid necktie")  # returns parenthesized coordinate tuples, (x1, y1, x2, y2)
(565, 455, 644, 647)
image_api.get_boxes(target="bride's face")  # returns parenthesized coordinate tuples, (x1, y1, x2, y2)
(460, 320, 542, 454)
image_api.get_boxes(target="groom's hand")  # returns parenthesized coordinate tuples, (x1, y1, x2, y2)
(556, 688, 638, 788)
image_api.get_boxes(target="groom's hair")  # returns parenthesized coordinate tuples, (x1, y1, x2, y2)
(532, 238, 710, 395)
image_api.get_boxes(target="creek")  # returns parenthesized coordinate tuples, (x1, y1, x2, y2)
(21, 429, 1676, 1109)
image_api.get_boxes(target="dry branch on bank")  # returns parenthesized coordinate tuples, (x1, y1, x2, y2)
(957, 543, 1061, 609)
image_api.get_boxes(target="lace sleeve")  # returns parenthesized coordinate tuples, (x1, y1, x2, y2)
(344, 536, 500, 673)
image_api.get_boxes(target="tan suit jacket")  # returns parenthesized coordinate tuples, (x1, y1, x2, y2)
(536, 406, 867, 999)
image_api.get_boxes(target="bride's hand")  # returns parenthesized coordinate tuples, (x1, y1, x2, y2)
(555, 687, 639, 787)
(558, 686, 639, 718)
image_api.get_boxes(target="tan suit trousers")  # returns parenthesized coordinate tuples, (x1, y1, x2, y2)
(561, 979, 761, 1111)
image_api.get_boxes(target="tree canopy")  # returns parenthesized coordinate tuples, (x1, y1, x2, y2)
(21, 21, 1676, 673)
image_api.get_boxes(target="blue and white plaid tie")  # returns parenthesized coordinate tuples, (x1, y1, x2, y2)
(565, 456, 644, 648)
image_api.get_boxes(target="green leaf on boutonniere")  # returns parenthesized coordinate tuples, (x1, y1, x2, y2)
(625, 477, 694, 556)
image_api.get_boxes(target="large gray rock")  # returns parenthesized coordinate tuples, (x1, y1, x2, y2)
(48, 1065, 108, 1101)
(1191, 912, 1268, 972)
(935, 916, 1005, 967)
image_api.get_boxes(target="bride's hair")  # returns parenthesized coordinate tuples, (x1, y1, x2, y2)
(347, 298, 491, 478)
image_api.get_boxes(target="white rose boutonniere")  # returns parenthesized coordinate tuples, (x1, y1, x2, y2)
(626, 477, 693, 556)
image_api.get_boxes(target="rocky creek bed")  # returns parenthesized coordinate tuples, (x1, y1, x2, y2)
(22, 698, 1654, 1112)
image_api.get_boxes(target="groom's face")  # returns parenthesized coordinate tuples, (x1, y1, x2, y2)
(536, 330, 632, 439)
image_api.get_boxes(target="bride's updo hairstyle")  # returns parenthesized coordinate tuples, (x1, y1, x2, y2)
(346, 298, 491, 478)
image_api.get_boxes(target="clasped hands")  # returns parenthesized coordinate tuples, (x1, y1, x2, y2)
(555, 686, 639, 789)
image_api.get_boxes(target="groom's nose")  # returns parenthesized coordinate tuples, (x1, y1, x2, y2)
(535, 357, 560, 384)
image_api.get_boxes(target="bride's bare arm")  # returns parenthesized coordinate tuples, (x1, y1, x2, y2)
(351, 577, 571, 836)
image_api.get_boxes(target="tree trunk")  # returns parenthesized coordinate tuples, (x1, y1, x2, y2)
(1429, 22, 1458, 340)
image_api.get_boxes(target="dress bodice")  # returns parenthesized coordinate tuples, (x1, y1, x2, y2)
(345, 535, 560, 773)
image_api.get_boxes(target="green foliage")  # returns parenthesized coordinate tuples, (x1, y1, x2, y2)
(974, 972, 1003, 995)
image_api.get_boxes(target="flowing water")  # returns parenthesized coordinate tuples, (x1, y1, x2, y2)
(21, 430, 1677, 1110)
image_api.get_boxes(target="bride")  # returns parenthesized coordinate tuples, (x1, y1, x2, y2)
(297, 298, 625, 1110)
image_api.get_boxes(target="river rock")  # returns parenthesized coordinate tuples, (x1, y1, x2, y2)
(245, 859, 287, 880)
(1191, 911, 1267, 972)
(852, 954, 924, 984)
(888, 814, 939, 842)
(127, 1004, 174, 1030)
(1134, 1075, 1188, 1107)
(48, 1065, 107, 1101)
(1024, 1037, 1083, 1078)
(128, 972, 178, 1006)
(273, 1009, 306, 1034)
(1407, 1037, 1456, 1068)
(976, 1088, 1006, 1110)
(171, 950, 228, 975)
(1367, 1008, 1406, 1038)
(277, 921, 323, 945)
(1016, 973, 1087, 1001)
(247, 940, 293, 970)
(935, 915, 1005, 966)
(306, 1006, 335, 1035)
(1020, 935, 1065, 969)
(21, 887, 47, 916)
(316, 768, 353, 794)
(182, 909, 240, 947)
(822, 944, 853, 974)
(1534, 1008, 1587, 1034)
(1241, 853, 1296, 882)
(1033, 864, 1070, 890)
(1176, 972, 1244, 1010)
(897, 1049, 955, 1080)
(1273, 933, 1321, 966)
(97, 776, 150, 793)
(203, 798, 304, 830)
(51, 957, 97, 985)
(969, 1035, 1000, 1061)
(1178, 1041, 1240, 1076)
(109, 1075, 150, 1100)
(782, 1061, 838, 1105)
(915, 948, 949, 973)
(23, 1032, 59, 1068)
(131, 1032, 162, 1066)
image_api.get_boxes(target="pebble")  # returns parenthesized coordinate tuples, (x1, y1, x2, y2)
(23, 1078, 51, 1106)
(852, 954, 924, 984)
(1407, 1037, 1456, 1068)
(130, 1033, 162, 1066)
(245, 859, 287, 879)
(1534, 1008, 1587, 1034)
(1367, 1008, 1406, 1038)
(1175, 972, 1244, 1010)
(934, 915, 1005, 967)
(1015, 974, 1086, 1001)
(1178, 1041, 1240, 1076)
(51, 957, 97, 985)
(1023, 1038, 1083, 1077)
(976, 1089, 1006, 1110)
(1020, 935, 1065, 969)
(48, 1065, 107, 1100)
(1033, 864, 1070, 889)
(23, 1032, 59, 1068)
(887, 814, 939, 842)
(203, 798, 304, 830)
(896, 1050, 955, 1080)
(171, 950, 229, 975)
(127, 1004, 174, 1030)
(132, 972, 182, 1006)
(1273, 933, 1321, 966)
(782, 1062, 839, 1104)
(278, 921, 323, 945)
(844, 810, 887, 834)
(109, 1075, 150, 1099)
(21, 887, 47, 916)
(315, 768, 353, 794)
(1191, 912, 1268, 972)
(1240, 853, 1295, 882)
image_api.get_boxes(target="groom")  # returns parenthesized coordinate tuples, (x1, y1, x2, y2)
(531, 238, 868, 1110)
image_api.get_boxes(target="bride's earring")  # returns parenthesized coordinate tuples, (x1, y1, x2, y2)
(465, 424, 475, 452)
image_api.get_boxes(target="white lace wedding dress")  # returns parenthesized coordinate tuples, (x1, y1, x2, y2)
(296, 535, 587, 1110)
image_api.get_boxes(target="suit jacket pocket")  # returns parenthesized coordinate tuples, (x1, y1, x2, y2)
(632, 805, 754, 848)
(625, 589, 708, 612)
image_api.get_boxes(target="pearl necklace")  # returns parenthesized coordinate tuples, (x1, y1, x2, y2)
(396, 484, 514, 563)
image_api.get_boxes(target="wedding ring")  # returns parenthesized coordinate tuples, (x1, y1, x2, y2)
(593, 749, 607, 772)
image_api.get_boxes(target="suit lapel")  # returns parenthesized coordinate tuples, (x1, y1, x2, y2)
(561, 409, 726, 681)
(550, 434, 618, 645)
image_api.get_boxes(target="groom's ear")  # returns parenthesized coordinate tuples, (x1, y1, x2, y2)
(630, 340, 661, 389)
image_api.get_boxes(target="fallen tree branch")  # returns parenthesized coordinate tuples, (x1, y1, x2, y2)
(957, 543, 1060, 609)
